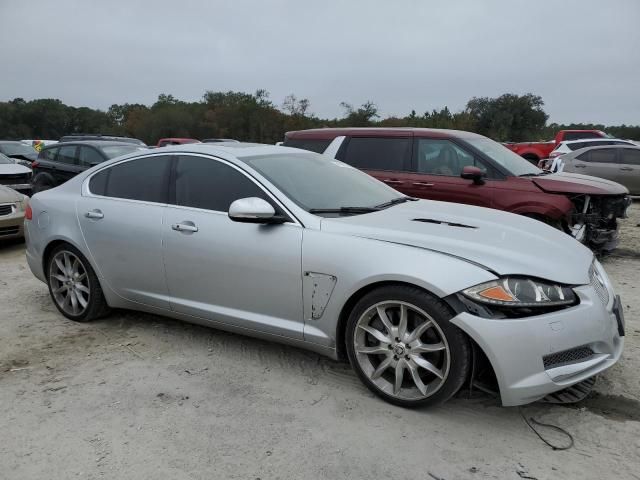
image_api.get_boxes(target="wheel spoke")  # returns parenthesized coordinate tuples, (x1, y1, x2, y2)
(76, 284, 90, 294)
(371, 356, 393, 379)
(75, 290, 88, 308)
(53, 284, 68, 294)
(52, 274, 67, 283)
(394, 359, 405, 394)
(407, 362, 428, 396)
(356, 345, 390, 355)
(76, 273, 86, 282)
(63, 253, 72, 275)
(54, 257, 66, 275)
(71, 258, 80, 277)
(69, 289, 79, 313)
(412, 355, 444, 379)
(358, 324, 391, 345)
(375, 306, 394, 335)
(411, 342, 446, 354)
(406, 319, 434, 343)
(398, 304, 408, 338)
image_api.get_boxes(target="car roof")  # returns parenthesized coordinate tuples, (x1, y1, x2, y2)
(561, 138, 629, 145)
(43, 141, 143, 149)
(566, 144, 640, 154)
(285, 127, 485, 140)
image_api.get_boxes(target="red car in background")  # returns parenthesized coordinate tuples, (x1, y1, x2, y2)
(283, 128, 631, 252)
(503, 129, 608, 164)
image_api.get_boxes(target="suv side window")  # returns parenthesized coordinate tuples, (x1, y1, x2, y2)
(89, 155, 171, 202)
(415, 139, 489, 177)
(338, 137, 412, 171)
(282, 138, 332, 154)
(174, 155, 269, 212)
(39, 147, 58, 161)
(57, 145, 79, 165)
(578, 148, 617, 164)
(621, 149, 640, 166)
(78, 146, 104, 166)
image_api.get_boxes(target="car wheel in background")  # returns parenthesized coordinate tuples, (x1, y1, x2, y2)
(346, 285, 470, 408)
(46, 243, 110, 322)
(32, 176, 53, 194)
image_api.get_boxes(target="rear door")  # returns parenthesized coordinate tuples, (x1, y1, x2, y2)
(403, 137, 495, 207)
(77, 154, 172, 309)
(335, 135, 414, 194)
(618, 148, 640, 194)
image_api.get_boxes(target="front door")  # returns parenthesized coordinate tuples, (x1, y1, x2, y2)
(617, 148, 640, 195)
(77, 154, 173, 309)
(162, 154, 304, 339)
(54, 145, 85, 184)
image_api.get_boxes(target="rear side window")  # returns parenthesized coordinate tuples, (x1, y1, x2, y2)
(282, 138, 332, 154)
(173, 155, 268, 211)
(568, 140, 610, 151)
(39, 147, 58, 161)
(621, 149, 640, 166)
(339, 137, 411, 171)
(89, 155, 171, 203)
(578, 149, 617, 163)
(563, 132, 602, 141)
(57, 145, 78, 165)
(78, 146, 104, 166)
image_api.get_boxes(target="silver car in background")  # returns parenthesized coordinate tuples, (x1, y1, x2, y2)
(25, 144, 624, 407)
(559, 145, 640, 195)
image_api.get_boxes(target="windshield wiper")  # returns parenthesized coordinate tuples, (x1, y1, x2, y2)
(308, 206, 380, 215)
(374, 196, 418, 209)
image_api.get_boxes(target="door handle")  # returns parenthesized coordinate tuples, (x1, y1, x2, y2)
(383, 179, 404, 185)
(171, 222, 198, 233)
(620, 167, 633, 171)
(85, 209, 104, 219)
(412, 182, 434, 187)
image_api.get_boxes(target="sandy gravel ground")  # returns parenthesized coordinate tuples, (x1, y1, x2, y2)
(1, 204, 639, 480)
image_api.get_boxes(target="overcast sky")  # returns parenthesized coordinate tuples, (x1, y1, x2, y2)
(1, 0, 638, 124)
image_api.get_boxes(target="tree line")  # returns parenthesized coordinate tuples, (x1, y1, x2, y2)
(1, 91, 638, 145)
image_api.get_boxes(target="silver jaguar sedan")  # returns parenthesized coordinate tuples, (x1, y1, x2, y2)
(25, 144, 625, 407)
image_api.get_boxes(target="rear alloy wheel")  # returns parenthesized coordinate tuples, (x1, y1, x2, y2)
(47, 244, 110, 322)
(346, 286, 470, 407)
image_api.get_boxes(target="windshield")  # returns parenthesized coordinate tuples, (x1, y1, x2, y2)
(101, 145, 147, 159)
(0, 143, 35, 157)
(0, 153, 14, 164)
(244, 152, 402, 213)
(464, 137, 542, 176)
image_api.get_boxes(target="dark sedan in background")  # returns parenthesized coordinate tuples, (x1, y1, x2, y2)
(0, 141, 38, 165)
(31, 141, 146, 193)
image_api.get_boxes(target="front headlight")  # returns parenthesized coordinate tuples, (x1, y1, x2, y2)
(462, 277, 576, 307)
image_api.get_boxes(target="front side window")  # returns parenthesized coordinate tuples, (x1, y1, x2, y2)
(57, 145, 78, 165)
(39, 147, 58, 161)
(415, 139, 486, 176)
(339, 137, 412, 171)
(463, 137, 540, 177)
(579, 149, 617, 164)
(89, 155, 171, 203)
(174, 155, 268, 212)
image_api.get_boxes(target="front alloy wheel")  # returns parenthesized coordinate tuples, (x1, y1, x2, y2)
(346, 286, 470, 407)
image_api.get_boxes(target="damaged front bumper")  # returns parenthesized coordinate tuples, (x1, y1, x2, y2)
(569, 194, 631, 252)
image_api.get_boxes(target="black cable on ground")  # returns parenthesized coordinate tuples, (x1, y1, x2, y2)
(519, 407, 574, 451)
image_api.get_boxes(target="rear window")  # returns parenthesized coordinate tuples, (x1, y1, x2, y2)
(101, 145, 146, 159)
(338, 137, 412, 171)
(282, 138, 332, 154)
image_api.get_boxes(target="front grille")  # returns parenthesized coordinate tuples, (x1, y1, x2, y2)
(543, 346, 594, 369)
(589, 263, 610, 306)
(0, 204, 14, 216)
(0, 173, 31, 185)
(0, 226, 20, 236)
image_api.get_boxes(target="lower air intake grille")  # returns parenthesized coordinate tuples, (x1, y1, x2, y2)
(543, 346, 594, 369)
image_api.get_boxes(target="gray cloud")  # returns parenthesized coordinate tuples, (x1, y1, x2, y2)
(1, 0, 638, 124)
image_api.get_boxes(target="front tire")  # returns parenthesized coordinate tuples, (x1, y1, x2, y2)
(46, 244, 110, 322)
(346, 285, 470, 408)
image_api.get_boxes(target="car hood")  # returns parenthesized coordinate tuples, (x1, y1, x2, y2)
(320, 200, 593, 285)
(532, 172, 628, 195)
(0, 184, 25, 202)
(7, 152, 37, 162)
(0, 163, 31, 175)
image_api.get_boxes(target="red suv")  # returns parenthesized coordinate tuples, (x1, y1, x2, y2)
(283, 128, 631, 252)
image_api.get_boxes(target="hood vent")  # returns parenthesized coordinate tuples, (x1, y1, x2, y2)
(412, 218, 477, 229)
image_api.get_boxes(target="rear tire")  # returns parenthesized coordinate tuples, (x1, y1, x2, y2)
(46, 243, 110, 322)
(32, 176, 53, 194)
(345, 285, 470, 408)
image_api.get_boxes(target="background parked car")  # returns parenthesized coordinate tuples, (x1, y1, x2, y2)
(0, 141, 38, 165)
(543, 138, 636, 168)
(557, 145, 640, 195)
(0, 184, 28, 240)
(31, 141, 146, 193)
(156, 138, 201, 147)
(503, 129, 609, 164)
(283, 128, 631, 252)
(202, 138, 240, 143)
(0, 152, 32, 194)
(59, 134, 147, 146)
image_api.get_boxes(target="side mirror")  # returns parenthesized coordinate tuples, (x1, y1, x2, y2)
(460, 166, 486, 185)
(228, 197, 285, 224)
